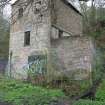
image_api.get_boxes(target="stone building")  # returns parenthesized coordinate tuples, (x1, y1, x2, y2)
(8, 0, 94, 79)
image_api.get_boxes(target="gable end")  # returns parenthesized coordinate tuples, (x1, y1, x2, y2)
(61, 0, 82, 16)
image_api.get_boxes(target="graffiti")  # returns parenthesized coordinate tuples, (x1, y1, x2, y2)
(23, 55, 47, 75)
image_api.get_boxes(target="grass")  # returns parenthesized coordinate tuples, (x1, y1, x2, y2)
(0, 75, 66, 105)
(63, 80, 91, 97)
(95, 78, 105, 101)
(73, 99, 105, 105)
(0, 75, 92, 105)
(73, 79, 105, 105)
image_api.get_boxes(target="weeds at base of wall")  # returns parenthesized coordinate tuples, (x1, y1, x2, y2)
(26, 67, 91, 97)
(7, 49, 92, 98)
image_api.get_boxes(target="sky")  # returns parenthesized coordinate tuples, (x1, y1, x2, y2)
(3, 0, 16, 18)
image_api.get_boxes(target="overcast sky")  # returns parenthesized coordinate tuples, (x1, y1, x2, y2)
(3, 0, 16, 18)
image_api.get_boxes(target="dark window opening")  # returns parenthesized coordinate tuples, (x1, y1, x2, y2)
(34, 1, 42, 14)
(18, 8, 23, 18)
(59, 30, 63, 38)
(36, 1, 41, 4)
(24, 31, 30, 46)
(37, 13, 43, 23)
(36, 8, 40, 12)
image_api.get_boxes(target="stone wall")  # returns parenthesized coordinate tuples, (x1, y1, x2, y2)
(9, 0, 51, 79)
(51, 36, 94, 80)
(9, 0, 93, 80)
(52, 0, 83, 36)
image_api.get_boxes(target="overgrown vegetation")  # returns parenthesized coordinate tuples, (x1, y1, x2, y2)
(24, 50, 91, 98)
(27, 69, 91, 98)
(0, 14, 9, 59)
(73, 99, 105, 105)
(72, 0, 105, 104)
(1, 0, 105, 105)
(95, 78, 105, 101)
(73, 78, 105, 105)
(48, 78, 91, 97)
(0, 75, 66, 105)
(92, 48, 105, 82)
(80, 0, 105, 83)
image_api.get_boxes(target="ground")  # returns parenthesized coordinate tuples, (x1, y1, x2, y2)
(0, 74, 105, 105)
(73, 78, 105, 105)
(0, 75, 69, 105)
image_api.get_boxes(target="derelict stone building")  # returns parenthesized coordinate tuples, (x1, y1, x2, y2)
(8, 0, 94, 79)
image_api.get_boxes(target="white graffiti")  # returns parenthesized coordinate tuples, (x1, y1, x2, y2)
(23, 59, 47, 74)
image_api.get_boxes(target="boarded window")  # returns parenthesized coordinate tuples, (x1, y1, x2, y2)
(24, 31, 30, 46)
(18, 8, 23, 18)
(34, 1, 42, 14)
(28, 55, 47, 74)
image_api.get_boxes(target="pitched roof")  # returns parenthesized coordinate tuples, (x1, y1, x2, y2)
(61, 0, 82, 15)
(12, 0, 82, 15)
(12, 0, 19, 6)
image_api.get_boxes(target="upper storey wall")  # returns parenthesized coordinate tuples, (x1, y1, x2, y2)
(11, 0, 83, 36)
(11, 0, 51, 33)
(52, 0, 83, 36)
(11, 0, 30, 33)
(10, 0, 51, 55)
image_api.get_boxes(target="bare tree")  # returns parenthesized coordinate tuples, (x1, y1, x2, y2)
(0, 0, 11, 13)
(0, 0, 11, 7)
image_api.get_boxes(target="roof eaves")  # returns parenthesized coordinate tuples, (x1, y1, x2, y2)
(11, 0, 19, 6)
(61, 0, 82, 16)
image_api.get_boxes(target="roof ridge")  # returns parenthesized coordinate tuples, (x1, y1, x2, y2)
(61, 0, 82, 15)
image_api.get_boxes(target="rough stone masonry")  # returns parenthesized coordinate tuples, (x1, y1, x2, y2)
(8, 0, 94, 79)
